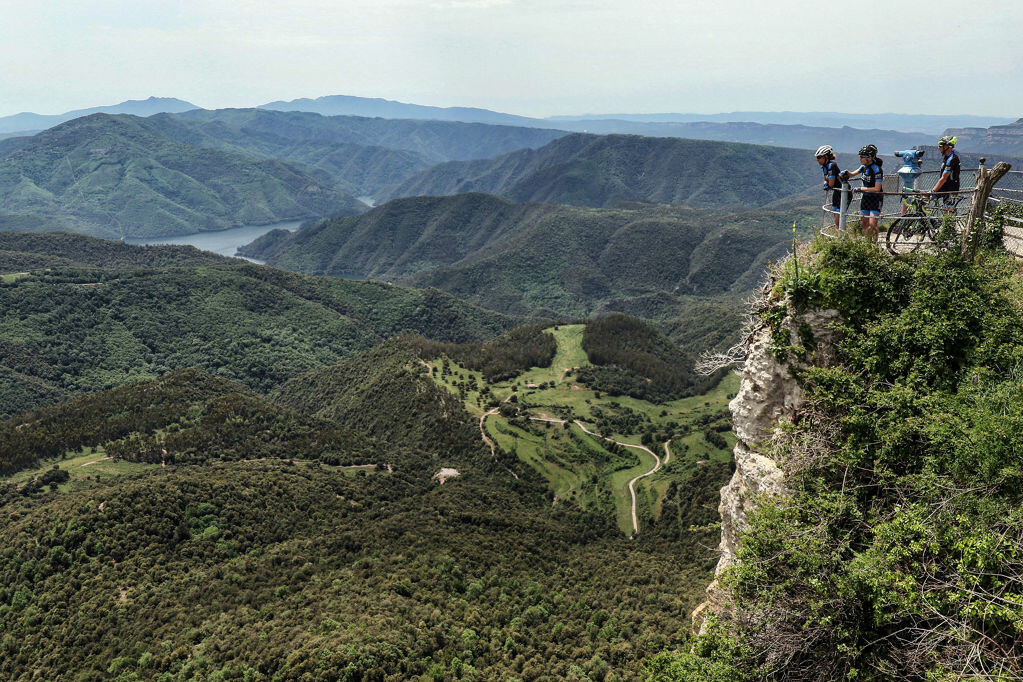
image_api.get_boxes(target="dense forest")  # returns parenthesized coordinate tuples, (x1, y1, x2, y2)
(0, 328, 732, 680)
(0, 231, 234, 270)
(0, 237, 515, 418)
(415, 323, 558, 382)
(0, 368, 382, 478)
(0, 462, 723, 681)
(575, 314, 723, 402)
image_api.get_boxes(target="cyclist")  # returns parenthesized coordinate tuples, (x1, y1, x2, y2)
(930, 135, 961, 209)
(816, 145, 845, 229)
(843, 144, 884, 242)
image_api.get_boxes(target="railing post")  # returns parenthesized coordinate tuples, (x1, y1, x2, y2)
(839, 181, 850, 232)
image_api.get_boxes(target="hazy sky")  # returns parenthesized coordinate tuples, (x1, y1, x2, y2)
(2, 0, 1022, 118)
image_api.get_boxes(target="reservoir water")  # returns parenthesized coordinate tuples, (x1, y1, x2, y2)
(125, 220, 303, 263)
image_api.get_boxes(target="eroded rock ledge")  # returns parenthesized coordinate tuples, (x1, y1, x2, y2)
(693, 301, 841, 630)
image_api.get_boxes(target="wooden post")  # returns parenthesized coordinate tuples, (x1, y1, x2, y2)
(961, 161, 1012, 258)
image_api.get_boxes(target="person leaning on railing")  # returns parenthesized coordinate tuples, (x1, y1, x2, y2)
(841, 144, 884, 243)
(815, 145, 845, 229)
(930, 135, 961, 209)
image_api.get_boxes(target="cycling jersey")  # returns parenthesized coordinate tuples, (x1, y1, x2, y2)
(855, 162, 883, 189)
(822, 160, 841, 188)
(822, 160, 844, 209)
(939, 150, 961, 193)
(856, 161, 884, 215)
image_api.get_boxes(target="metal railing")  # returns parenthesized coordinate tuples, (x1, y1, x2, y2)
(985, 170, 1023, 257)
(820, 169, 976, 236)
(818, 164, 1022, 258)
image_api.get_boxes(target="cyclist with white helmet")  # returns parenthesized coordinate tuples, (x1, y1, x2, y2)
(816, 145, 845, 229)
(842, 144, 884, 242)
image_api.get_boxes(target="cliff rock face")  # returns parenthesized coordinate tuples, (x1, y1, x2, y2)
(694, 302, 841, 629)
(944, 118, 1023, 156)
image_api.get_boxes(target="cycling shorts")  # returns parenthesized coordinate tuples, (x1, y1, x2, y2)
(830, 188, 844, 211)
(860, 193, 883, 215)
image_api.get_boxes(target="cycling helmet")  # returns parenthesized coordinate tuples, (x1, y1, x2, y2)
(858, 144, 878, 157)
(937, 135, 957, 147)
(815, 145, 834, 158)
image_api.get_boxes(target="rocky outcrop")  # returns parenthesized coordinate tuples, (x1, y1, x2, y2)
(943, 118, 1023, 156)
(694, 302, 841, 630)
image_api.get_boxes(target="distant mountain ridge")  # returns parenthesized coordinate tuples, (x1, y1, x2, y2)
(549, 111, 1014, 134)
(240, 192, 803, 333)
(0, 96, 197, 135)
(5, 93, 1011, 156)
(385, 133, 823, 208)
(256, 94, 1011, 148)
(544, 120, 934, 154)
(148, 108, 567, 197)
(943, 118, 1023, 156)
(0, 113, 365, 238)
(259, 93, 539, 127)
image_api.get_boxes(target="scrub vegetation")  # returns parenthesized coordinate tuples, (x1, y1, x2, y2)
(652, 238, 1023, 680)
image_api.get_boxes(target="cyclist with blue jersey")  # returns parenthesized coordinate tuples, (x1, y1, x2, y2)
(930, 135, 961, 208)
(815, 145, 845, 229)
(842, 144, 884, 242)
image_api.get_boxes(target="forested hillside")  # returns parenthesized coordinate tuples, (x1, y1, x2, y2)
(385, 133, 822, 208)
(0, 326, 730, 680)
(0, 114, 366, 238)
(0, 231, 233, 270)
(241, 193, 800, 351)
(151, 108, 567, 197)
(0, 237, 514, 418)
(0, 213, 69, 235)
(576, 314, 722, 402)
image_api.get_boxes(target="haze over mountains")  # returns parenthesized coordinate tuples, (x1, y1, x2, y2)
(0, 96, 196, 135)
(3, 94, 1016, 155)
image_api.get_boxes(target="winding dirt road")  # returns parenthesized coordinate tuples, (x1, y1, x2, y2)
(480, 407, 500, 457)
(479, 403, 519, 480)
(572, 420, 663, 536)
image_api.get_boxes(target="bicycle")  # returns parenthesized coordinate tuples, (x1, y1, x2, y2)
(884, 191, 964, 254)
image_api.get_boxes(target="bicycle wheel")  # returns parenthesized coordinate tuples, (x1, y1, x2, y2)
(886, 217, 926, 254)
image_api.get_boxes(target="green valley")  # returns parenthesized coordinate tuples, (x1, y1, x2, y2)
(424, 323, 735, 535)
(0, 316, 735, 680)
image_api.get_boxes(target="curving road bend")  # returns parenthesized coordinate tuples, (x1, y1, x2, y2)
(573, 420, 662, 536)
(479, 404, 520, 480)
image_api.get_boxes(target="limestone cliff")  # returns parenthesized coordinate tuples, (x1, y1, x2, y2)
(694, 291, 841, 629)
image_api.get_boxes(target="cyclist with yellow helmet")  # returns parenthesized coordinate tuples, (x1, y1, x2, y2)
(930, 136, 961, 206)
